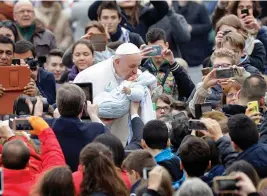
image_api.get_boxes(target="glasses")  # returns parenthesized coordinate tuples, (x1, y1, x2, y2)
(213, 63, 232, 69)
(226, 92, 237, 99)
(156, 106, 171, 112)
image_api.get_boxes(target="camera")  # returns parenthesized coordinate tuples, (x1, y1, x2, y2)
(25, 56, 46, 71)
(13, 95, 49, 116)
(25, 58, 38, 71)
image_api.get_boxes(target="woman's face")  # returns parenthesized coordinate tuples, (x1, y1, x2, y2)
(226, 87, 239, 105)
(0, 27, 15, 41)
(237, 0, 253, 19)
(219, 25, 238, 33)
(72, 44, 94, 72)
(117, 0, 137, 8)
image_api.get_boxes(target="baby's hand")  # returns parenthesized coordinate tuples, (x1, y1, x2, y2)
(122, 86, 131, 95)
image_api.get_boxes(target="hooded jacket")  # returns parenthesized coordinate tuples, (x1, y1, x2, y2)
(155, 148, 186, 190)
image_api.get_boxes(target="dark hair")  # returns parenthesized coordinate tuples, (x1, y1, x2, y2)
(48, 49, 64, 58)
(178, 136, 210, 177)
(32, 166, 76, 196)
(202, 137, 221, 167)
(0, 20, 21, 42)
(228, 114, 259, 150)
(94, 133, 125, 168)
(56, 83, 86, 117)
(71, 39, 94, 55)
(143, 120, 169, 150)
(0, 35, 15, 52)
(146, 28, 167, 44)
(228, 1, 262, 18)
(122, 150, 156, 177)
(170, 118, 190, 153)
(14, 40, 35, 57)
(79, 142, 128, 196)
(97, 1, 121, 19)
(225, 160, 260, 187)
(240, 74, 267, 102)
(2, 140, 30, 169)
(84, 20, 105, 34)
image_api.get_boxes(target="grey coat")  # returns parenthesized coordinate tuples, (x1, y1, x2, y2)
(150, 9, 191, 58)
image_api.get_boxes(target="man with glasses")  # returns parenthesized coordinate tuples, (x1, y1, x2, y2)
(13, 0, 56, 57)
(0, 35, 37, 97)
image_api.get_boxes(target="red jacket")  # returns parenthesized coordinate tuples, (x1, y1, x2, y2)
(72, 166, 131, 194)
(1, 128, 66, 196)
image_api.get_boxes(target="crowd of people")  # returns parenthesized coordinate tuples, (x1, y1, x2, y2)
(1, 0, 267, 195)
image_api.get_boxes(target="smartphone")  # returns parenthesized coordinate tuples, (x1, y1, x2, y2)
(0, 168, 3, 195)
(247, 101, 260, 124)
(143, 167, 153, 180)
(12, 118, 33, 132)
(89, 34, 107, 51)
(195, 103, 212, 119)
(241, 8, 249, 16)
(12, 59, 20, 65)
(201, 67, 212, 76)
(216, 68, 234, 79)
(189, 119, 207, 130)
(213, 176, 239, 194)
(145, 45, 162, 57)
(74, 83, 93, 119)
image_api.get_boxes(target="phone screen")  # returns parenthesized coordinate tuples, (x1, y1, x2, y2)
(13, 119, 32, 131)
(146, 45, 162, 57)
(189, 120, 207, 130)
(216, 179, 238, 192)
(201, 103, 212, 113)
(216, 68, 234, 79)
(74, 83, 93, 119)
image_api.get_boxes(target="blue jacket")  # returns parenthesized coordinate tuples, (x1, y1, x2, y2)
(201, 164, 225, 187)
(36, 68, 56, 105)
(216, 135, 267, 178)
(257, 26, 267, 69)
(46, 117, 108, 171)
(155, 148, 186, 190)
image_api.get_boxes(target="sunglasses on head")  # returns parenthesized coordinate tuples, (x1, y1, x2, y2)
(0, 20, 14, 28)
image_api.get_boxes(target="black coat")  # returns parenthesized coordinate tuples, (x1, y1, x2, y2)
(46, 117, 108, 171)
(88, 0, 169, 40)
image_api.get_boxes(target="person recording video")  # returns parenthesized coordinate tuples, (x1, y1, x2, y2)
(14, 40, 56, 105)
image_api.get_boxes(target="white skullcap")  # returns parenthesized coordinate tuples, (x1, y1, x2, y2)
(115, 43, 140, 55)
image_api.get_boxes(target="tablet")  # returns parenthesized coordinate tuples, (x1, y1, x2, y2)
(73, 83, 93, 119)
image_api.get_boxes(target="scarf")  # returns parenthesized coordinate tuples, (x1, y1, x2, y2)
(110, 26, 130, 43)
(68, 65, 79, 82)
(17, 23, 35, 41)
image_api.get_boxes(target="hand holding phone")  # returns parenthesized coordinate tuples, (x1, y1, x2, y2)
(216, 68, 234, 79)
(246, 101, 260, 124)
(189, 119, 207, 130)
(213, 176, 239, 194)
(144, 45, 162, 57)
(241, 9, 249, 16)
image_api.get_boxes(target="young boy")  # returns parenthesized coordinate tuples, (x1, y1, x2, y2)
(142, 28, 195, 101)
(122, 150, 157, 194)
(142, 120, 186, 190)
(221, 32, 260, 75)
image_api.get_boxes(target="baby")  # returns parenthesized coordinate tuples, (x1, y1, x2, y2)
(95, 71, 157, 119)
